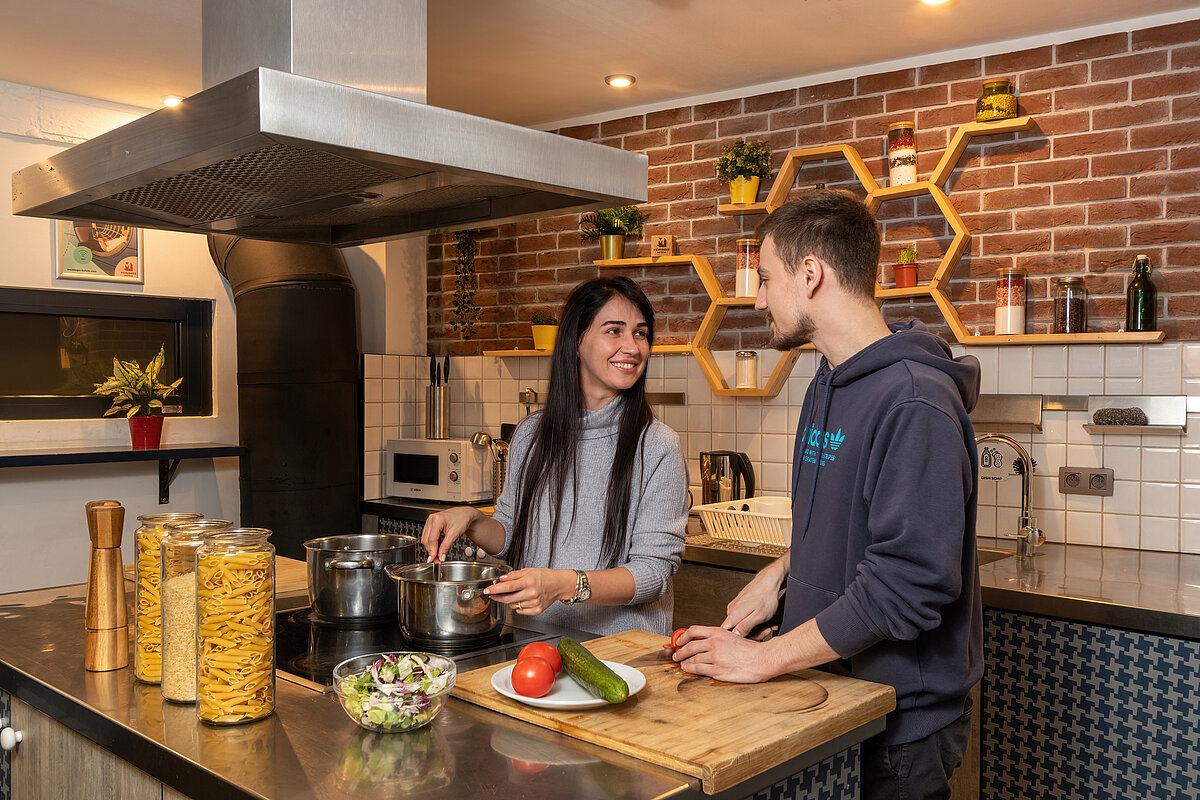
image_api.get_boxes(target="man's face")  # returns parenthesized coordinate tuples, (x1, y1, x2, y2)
(755, 235, 815, 350)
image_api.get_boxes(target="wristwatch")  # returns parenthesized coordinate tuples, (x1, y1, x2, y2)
(560, 570, 591, 605)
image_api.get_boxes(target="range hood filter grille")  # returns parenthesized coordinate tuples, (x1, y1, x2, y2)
(108, 143, 402, 224)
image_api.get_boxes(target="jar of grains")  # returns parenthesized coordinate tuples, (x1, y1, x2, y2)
(160, 519, 233, 703)
(735, 238, 761, 298)
(887, 121, 918, 186)
(196, 528, 275, 725)
(134, 512, 202, 684)
(994, 267, 1027, 335)
(976, 80, 1018, 122)
(1052, 277, 1087, 334)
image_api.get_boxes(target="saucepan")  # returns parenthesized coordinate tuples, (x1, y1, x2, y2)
(304, 534, 420, 622)
(385, 561, 511, 647)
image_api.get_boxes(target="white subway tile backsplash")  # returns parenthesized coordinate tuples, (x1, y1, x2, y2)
(1039, 508, 1066, 543)
(383, 379, 399, 403)
(1104, 346, 1143, 378)
(762, 434, 791, 463)
(712, 405, 737, 435)
(973, 348, 999, 394)
(384, 403, 401, 428)
(384, 355, 401, 379)
(364, 354, 383, 378)
(1181, 520, 1200, 554)
(688, 405, 711, 433)
(736, 402, 763, 433)
(1102, 514, 1141, 549)
(997, 348, 1033, 392)
(1066, 512, 1102, 546)
(1066, 491, 1103, 513)
(1182, 344, 1200, 378)
(1140, 516, 1179, 551)
(761, 462, 790, 494)
(976, 505, 997, 538)
(1103, 377, 1143, 395)
(1144, 343, 1182, 393)
(1103, 480, 1141, 516)
(1066, 377, 1105, 396)
(735, 433, 762, 462)
(1103, 445, 1141, 481)
(365, 378, 383, 403)
(1031, 377, 1067, 394)
(364, 402, 382, 428)
(1180, 483, 1200, 519)
(1066, 442, 1103, 468)
(1067, 345, 1104, 378)
(1141, 446, 1180, 483)
(1182, 448, 1200, 483)
(1140, 482, 1180, 518)
(1033, 346, 1068, 378)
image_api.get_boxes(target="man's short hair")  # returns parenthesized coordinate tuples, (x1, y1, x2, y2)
(756, 191, 881, 300)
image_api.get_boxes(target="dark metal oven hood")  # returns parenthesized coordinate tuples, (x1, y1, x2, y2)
(11, 67, 648, 247)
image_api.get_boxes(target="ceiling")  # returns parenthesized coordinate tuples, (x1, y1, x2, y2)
(1, 0, 1197, 128)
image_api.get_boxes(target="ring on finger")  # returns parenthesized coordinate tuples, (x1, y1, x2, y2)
(514, 601, 522, 611)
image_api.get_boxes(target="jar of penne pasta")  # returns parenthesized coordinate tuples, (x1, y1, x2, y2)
(160, 519, 233, 703)
(134, 512, 203, 684)
(196, 528, 276, 725)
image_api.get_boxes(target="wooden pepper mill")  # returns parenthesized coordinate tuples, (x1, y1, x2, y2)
(84, 500, 129, 671)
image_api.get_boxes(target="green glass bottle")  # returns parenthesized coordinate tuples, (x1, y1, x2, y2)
(1125, 254, 1157, 332)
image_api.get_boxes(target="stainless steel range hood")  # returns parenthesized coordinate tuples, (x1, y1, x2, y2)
(11, 2, 647, 247)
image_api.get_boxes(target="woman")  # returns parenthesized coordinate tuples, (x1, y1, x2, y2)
(421, 277, 688, 636)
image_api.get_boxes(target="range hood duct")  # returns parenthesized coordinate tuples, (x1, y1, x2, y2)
(11, 3, 647, 246)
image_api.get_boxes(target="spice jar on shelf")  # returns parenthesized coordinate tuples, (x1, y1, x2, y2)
(994, 267, 1026, 336)
(976, 80, 1018, 122)
(1052, 277, 1087, 334)
(735, 238, 760, 298)
(735, 351, 759, 389)
(887, 121, 918, 187)
(196, 528, 275, 725)
(134, 512, 203, 684)
(160, 518, 233, 704)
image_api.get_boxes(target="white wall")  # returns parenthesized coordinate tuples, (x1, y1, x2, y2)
(0, 89, 240, 592)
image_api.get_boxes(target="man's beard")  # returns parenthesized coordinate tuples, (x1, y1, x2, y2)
(769, 313, 815, 351)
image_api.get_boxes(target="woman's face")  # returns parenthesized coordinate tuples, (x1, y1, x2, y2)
(577, 295, 650, 410)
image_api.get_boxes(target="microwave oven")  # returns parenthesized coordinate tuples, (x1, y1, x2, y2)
(385, 438, 492, 503)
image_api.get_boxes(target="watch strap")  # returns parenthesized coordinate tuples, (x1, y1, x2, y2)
(561, 569, 590, 605)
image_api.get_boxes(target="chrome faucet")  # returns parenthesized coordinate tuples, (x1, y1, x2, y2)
(975, 433, 1044, 559)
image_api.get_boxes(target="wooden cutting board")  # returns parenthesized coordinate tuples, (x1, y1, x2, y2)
(452, 629, 895, 793)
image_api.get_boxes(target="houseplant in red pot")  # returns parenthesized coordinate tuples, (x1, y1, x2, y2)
(93, 345, 182, 449)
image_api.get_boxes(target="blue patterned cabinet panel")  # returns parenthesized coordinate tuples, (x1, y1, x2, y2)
(749, 746, 859, 800)
(982, 610, 1200, 800)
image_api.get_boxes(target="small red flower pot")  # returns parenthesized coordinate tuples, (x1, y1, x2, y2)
(895, 264, 919, 289)
(128, 416, 164, 449)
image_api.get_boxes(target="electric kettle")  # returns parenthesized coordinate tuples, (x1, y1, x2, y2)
(699, 451, 756, 505)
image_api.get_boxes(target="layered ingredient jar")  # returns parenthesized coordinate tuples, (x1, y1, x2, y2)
(994, 267, 1026, 335)
(196, 528, 276, 725)
(735, 238, 761, 298)
(887, 121, 917, 186)
(160, 519, 233, 703)
(134, 512, 202, 683)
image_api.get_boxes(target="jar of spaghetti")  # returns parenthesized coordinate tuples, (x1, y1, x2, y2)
(735, 238, 760, 297)
(160, 519, 233, 703)
(196, 528, 275, 725)
(887, 121, 917, 186)
(134, 512, 202, 684)
(995, 267, 1027, 335)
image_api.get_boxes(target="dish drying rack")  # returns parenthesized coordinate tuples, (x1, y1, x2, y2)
(693, 496, 791, 547)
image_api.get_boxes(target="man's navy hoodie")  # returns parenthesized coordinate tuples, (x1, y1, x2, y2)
(779, 320, 982, 745)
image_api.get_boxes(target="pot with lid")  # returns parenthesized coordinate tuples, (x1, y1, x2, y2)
(386, 561, 510, 647)
(304, 534, 420, 622)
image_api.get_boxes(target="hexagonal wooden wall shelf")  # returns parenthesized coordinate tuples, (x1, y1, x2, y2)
(764, 145, 879, 211)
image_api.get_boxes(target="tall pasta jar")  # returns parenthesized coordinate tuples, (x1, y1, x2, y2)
(196, 528, 276, 725)
(994, 267, 1027, 335)
(134, 512, 202, 683)
(160, 519, 233, 703)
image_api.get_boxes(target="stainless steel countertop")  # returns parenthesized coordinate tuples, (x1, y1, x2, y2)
(683, 529, 1200, 640)
(0, 585, 882, 800)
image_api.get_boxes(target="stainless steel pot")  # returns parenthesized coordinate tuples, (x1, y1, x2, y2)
(304, 534, 419, 621)
(385, 561, 510, 647)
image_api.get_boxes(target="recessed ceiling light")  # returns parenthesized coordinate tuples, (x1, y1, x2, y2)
(920, 0, 952, 5)
(161, 95, 183, 107)
(604, 74, 636, 88)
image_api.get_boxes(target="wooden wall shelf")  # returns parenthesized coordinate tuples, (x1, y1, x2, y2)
(717, 202, 770, 216)
(963, 332, 1165, 345)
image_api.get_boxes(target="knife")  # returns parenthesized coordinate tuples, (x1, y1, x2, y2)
(429, 355, 435, 387)
(443, 354, 450, 385)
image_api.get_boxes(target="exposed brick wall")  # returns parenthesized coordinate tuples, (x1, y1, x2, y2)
(429, 19, 1200, 356)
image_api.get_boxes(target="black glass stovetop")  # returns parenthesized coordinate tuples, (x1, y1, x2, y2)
(274, 608, 553, 691)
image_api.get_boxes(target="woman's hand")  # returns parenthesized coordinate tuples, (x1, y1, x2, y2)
(421, 506, 483, 563)
(484, 568, 576, 615)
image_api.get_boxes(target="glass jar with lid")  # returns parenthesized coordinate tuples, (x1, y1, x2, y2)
(886, 121, 918, 186)
(976, 80, 1018, 122)
(160, 519, 233, 703)
(196, 528, 276, 725)
(994, 267, 1026, 336)
(134, 512, 203, 683)
(735, 238, 761, 298)
(1052, 277, 1087, 334)
(735, 351, 759, 389)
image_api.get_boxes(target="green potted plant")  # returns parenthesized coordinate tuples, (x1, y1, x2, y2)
(579, 206, 651, 261)
(529, 311, 559, 351)
(895, 245, 919, 288)
(449, 230, 481, 339)
(92, 344, 182, 449)
(715, 138, 772, 204)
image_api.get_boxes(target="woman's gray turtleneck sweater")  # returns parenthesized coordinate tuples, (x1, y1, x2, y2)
(491, 398, 688, 636)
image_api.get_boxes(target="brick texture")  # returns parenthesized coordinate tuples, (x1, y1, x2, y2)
(429, 20, 1200, 352)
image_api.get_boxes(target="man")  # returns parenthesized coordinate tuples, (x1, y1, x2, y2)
(674, 192, 981, 800)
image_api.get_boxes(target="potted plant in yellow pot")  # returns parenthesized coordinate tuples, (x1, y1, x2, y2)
(530, 311, 558, 351)
(579, 206, 651, 261)
(93, 345, 182, 449)
(715, 138, 772, 204)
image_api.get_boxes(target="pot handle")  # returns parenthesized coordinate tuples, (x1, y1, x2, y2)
(326, 558, 375, 570)
(459, 578, 500, 601)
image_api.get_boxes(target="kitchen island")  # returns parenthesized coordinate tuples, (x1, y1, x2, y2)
(0, 580, 891, 800)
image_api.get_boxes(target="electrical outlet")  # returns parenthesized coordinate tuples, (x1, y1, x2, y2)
(1058, 466, 1115, 497)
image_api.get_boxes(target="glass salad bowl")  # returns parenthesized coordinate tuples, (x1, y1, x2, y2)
(332, 652, 456, 733)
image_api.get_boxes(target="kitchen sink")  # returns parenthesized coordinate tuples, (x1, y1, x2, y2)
(978, 548, 1015, 566)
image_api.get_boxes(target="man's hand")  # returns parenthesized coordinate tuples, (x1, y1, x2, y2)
(671, 626, 780, 683)
(721, 555, 788, 637)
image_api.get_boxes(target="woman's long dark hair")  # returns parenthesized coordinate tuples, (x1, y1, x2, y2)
(508, 277, 656, 570)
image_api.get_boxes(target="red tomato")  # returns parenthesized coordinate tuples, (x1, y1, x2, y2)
(511, 656, 556, 698)
(663, 628, 687, 649)
(511, 759, 549, 774)
(518, 642, 562, 674)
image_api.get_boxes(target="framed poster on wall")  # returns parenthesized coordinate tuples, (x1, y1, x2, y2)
(53, 221, 142, 283)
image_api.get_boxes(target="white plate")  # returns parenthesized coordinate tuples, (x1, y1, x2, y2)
(491, 660, 646, 709)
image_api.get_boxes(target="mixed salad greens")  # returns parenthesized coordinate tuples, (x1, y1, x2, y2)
(336, 653, 455, 732)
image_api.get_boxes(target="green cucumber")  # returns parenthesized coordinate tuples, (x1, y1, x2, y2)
(557, 638, 629, 704)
